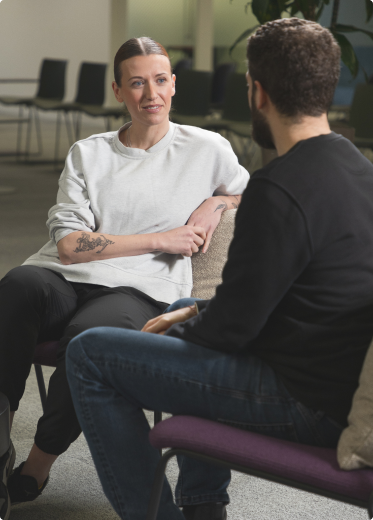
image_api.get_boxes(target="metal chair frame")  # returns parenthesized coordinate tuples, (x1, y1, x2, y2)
(146, 446, 373, 520)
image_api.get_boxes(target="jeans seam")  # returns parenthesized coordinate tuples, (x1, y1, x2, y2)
(91, 358, 290, 404)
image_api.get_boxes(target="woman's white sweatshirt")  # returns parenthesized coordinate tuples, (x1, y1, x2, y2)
(23, 122, 249, 303)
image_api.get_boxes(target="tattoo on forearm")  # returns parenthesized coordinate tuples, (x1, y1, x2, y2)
(232, 203, 238, 209)
(233, 195, 239, 202)
(74, 232, 115, 254)
(214, 203, 228, 212)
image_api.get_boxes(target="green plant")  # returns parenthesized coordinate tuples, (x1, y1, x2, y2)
(229, 0, 373, 78)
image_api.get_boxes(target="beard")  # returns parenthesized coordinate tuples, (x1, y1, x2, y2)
(251, 91, 276, 150)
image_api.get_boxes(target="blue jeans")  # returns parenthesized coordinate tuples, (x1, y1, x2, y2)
(66, 298, 343, 520)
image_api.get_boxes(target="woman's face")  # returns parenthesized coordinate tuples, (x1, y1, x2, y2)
(112, 54, 175, 128)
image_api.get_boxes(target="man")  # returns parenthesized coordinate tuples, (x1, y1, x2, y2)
(66, 18, 373, 520)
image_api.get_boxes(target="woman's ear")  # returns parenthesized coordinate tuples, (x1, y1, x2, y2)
(112, 81, 124, 103)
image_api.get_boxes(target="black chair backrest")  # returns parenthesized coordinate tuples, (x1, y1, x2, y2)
(211, 62, 236, 105)
(172, 69, 212, 116)
(36, 59, 67, 100)
(75, 62, 107, 106)
(349, 84, 373, 139)
(222, 73, 251, 122)
(173, 59, 193, 79)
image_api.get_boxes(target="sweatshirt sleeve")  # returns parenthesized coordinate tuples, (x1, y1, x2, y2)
(47, 144, 96, 244)
(211, 135, 250, 196)
(165, 178, 313, 353)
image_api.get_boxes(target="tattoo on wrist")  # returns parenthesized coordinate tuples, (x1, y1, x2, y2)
(232, 203, 238, 209)
(214, 203, 227, 213)
(74, 232, 115, 254)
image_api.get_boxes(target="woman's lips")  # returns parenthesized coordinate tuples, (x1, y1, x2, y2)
(142, 105, 162, 113)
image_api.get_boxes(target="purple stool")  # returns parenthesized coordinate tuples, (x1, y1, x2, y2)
(146, 415, 373, 520)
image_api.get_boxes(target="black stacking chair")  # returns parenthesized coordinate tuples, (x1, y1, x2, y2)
(173, 58, 192, 79)
(171, 69, 213, 127)
(348, 84, 373, 150)
(210, 62, 236, 109)
(205, 73, 253, 164)
(69, 62, 126, 139)
(0, 59, 67, 158)
(33, 62, 108, 162)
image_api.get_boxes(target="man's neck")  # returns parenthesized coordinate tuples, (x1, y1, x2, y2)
(270, 112, 331, 156)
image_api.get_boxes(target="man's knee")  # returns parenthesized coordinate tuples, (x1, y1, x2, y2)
(165, 297, 200, 313)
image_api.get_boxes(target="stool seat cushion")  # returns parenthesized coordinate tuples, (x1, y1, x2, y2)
(149, 415, 373, 502)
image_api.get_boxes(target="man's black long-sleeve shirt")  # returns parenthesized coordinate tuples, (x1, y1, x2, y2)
(166, 132, 373, 426)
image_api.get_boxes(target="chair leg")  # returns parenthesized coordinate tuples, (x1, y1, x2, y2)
(64, 111, 74, 146)
(16, 106, 24, 160)
(368, 490, 373, 518)
(54, 111, 62, 166)
(34, 108, 43, 156)
(145, 449, 178, 520)
(34, 364, 47, 413)
(153, 411, 163, 457)
(75, 112, 82, 141)
(24, 106, 34, 161)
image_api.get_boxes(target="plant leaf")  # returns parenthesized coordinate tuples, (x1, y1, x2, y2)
(331, 31, 359, 79)
(252, 0, 282, 23)
(252, 0, 270, 23)
(366, 0, 373, 22)
(229, 25, 260, 57)
(315, 0, 326, 21)
(334, 23, 373, 42)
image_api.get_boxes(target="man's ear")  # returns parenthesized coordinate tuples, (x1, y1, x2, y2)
(112, 81, 123, 103)
(254, 80, 269, 110)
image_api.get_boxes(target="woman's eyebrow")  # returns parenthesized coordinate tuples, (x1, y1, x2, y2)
(127, 73, 168, 82)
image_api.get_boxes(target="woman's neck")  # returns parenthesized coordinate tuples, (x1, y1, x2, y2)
(121, 119, 170, 150)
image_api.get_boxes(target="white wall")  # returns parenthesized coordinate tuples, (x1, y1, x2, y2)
(0, 0, 110, 100)
(0, 0, 371, 103)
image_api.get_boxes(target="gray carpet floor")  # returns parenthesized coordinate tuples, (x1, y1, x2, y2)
(0, 105, 370, 519)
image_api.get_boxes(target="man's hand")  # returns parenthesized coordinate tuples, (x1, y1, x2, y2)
(141, 306, 196, 335)
(187, 196, 241, 253)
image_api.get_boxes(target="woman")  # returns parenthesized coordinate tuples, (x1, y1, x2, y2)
(0, 37, 249, 509)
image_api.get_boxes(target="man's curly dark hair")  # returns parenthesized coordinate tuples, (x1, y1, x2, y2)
(247, 18, 341, 118)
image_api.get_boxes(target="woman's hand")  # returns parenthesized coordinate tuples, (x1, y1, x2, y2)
(141, 306, 196, 335)
(157, 226, 206, 257)
(187, 196, 240, 253)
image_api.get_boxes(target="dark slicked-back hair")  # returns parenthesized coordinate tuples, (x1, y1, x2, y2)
(247, 18, 341, 118)
(114, 37, 171, 87)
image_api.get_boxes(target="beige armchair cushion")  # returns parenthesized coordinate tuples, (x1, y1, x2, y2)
(337, 338, 373, 469)
(191, 209, 236, 300)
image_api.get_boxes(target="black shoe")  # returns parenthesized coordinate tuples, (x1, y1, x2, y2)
(8, 462, 49, 505)
(0, 440, 16, 520)
(182, 502, 227, 520)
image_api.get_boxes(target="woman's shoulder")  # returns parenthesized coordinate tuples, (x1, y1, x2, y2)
(171, 122, 228, 148)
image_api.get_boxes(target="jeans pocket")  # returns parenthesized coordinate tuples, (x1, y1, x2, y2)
(217, 418, 299, 443)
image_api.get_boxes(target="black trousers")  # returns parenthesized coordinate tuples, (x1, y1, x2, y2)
(0, 265, 168, 455)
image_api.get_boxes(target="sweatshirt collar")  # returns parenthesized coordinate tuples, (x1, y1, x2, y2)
(114, 121, 175, 158)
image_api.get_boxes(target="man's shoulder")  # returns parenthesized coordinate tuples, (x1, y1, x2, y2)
(253, 132, 373, 185)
